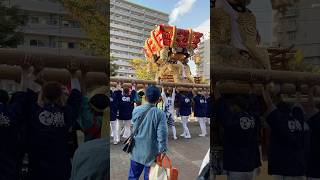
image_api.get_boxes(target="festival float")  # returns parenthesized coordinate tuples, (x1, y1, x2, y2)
(111, 24, 209, 90)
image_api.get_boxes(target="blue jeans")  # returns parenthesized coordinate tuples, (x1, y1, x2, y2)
(128, 160, 150, 180)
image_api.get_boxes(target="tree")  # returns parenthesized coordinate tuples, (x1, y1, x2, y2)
(289, 49, 320, 73)
(131, 59, 157, 80)
(110, 55, 118, 76)
(0, 2, 26, 48)
(58, 0, 108, 57)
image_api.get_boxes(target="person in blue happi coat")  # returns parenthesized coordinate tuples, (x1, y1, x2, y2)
(0, 63, 30, 180)
(25, 63, 82, 180)
(213, 82, 261, 180)
(176, 89, 193, 138)
(306, 86, 320, 180)
(114, 82, 136, 139)
(262, 83, 305, 180)
(193, 89, 208, 137)
(110, 88, 120, 145)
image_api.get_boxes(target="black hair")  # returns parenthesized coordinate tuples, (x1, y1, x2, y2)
(138, 91, 145, 97)
(231, 95, 248, 111)
(0, 89, 9, 104)
(42, 81, 63, 103)
(277, 101, 290, 113)
(123, 87, 130, 95)
(90, 94, 109, 111)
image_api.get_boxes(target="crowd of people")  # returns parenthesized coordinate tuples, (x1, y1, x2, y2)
(0, 62, 109, 180)
(109, 83, 211, 145)
(211, 82, 320, 180)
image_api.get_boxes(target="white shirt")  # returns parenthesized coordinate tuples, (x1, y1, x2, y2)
(161, 89, 176, 115)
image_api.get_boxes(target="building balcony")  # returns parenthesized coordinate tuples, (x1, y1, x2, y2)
(110, 31, 145, 41)
(110, 23, 143, 34)
(115, 68, 136, 74)
(15, 46, 93, 56)
(110, 45, 142, 54)
(10, 0, 69, 14)
(22, 24, 87, 38)
(110, 38, 143, 47)
(283, 9, 299, 17)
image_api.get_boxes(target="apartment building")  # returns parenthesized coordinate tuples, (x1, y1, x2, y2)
(110, 0, 169, 77)
(3, 0, 91, 56)
(197, 38, 210, 81)
(272, 0, 320, 65)
(248, 1, 273, 46)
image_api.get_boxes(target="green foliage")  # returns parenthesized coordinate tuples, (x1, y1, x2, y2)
(289, 49, 320, 73)
(130, 59, 157, 80)
(59, 0, 108, 57)
(110, 55, 118, 76)
(0, 2, 26, 48)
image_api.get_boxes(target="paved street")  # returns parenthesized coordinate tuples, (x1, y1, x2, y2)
(214, 161, 273, 180)
(110, 121, 210, 180)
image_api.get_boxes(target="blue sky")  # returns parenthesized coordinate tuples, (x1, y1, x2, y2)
(127, 0, 209, 30)
(127, 0, 210, 75)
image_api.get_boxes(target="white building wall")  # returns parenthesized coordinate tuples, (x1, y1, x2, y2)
(273, 0, 320, 66)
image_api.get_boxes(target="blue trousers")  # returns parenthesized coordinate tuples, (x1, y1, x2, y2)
(128, 160, 150, 180)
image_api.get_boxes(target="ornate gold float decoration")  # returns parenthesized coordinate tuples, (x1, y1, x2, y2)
(144, 24, 203, 84)
(212, 0, 271, 69)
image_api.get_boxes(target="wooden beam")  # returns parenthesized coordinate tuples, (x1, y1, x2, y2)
(211, 67, 320, 85)
(110, 77, 210, 89)
(0, 49, 108, 74)
(0, 65, 108, 87)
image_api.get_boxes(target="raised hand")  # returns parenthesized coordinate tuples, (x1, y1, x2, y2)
(21, 55, 32, 73)
(66, 60, 79, 75)
(80, 62, 91, 76)
(33, 60, 44, 76)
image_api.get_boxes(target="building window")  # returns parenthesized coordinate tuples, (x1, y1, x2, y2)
(68, 42, 75, 49)
(30, 40, 45, 47)
(62, 20, 70, 27)
(30, 17, 39, 24)
(288, 32, 296, 41)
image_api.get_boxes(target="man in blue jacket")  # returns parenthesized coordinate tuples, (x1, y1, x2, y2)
(128, 85, 168, 180)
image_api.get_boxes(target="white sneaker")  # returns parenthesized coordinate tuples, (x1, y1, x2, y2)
(173, 136, 178, 140)
(180, 133, 185, 137)
(184, 135, 191, 139)
(199, 134, 206, 137)
(113, 140, 118, 145)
